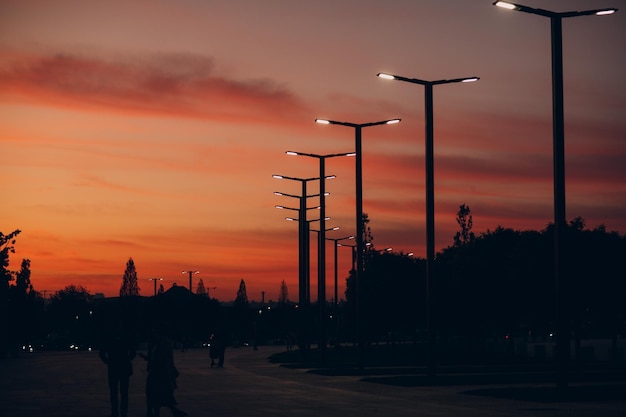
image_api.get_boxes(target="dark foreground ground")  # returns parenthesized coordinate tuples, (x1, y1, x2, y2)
(1, 344, 625, 417)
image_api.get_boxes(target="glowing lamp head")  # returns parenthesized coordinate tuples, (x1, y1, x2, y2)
(494, 1, 518, 10)
(377, 73, 396, 80)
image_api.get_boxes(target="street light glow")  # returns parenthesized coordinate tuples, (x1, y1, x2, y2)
(377, 73, 396, 80)
(596, 9, 617, 15)
(462, 77, 480, 83)
(315, 119, 331, 124)
(386, 119, 401, 124)
(494, 1, 518, 10)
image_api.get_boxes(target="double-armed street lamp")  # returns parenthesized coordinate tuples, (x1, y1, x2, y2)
(493, 0, 617, 390)
(286, 215, 331, 306)
(326, 235, 355, 310)
(148, 277, 163, 296)
(377, 72, 479, 377)
(182, 270, 199, 295)
(286, 150, 354, 357)
(274, 174, 334, 311)
(275, 200, 321, 306)
(315, 118, 400, 358)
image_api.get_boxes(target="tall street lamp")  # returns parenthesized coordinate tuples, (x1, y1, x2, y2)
(309, 226, 342, 347)
(148, 277, 163, 296)
(286, 215, 330, 351)
(377, 72, 478, 377)
(494, 0, 617, 391)
(274, 174, 333, 312)
(182, 270, 199, 295)
(286, 150, 354, 358)
(286, 215, 331, 306)
(315, 118, 400, 360)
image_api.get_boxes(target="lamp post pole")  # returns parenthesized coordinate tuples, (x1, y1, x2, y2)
(378, 72, 478, 377)
(493, 0, 617, 391)
(182, 270, 199, 295)
(326, 236, 354, 309)
(274, 175, 333, 313)
(286, 150, 354, 359)
(315, 118, 400, 363)
(337, 242, 357, 345)
(148, 278, 163, 296)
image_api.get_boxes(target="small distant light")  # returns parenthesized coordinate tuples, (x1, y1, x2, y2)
(346, 152, 357, 157)
(377, 73, 395, 80)
(315, 119, 330, 124)
(596, 9, 616, 15)
(462, 77, 479, 83)
(272, 175, 284, 179)
(386, 119, 401, 124)
(286, 151, 298, 156)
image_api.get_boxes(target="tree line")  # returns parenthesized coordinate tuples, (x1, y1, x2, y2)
(2, 207, 625, 360)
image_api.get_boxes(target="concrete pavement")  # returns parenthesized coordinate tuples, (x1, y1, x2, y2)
(1, 345, 625, 417)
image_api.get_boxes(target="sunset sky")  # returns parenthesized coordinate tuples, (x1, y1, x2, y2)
(1, 0, 625, 301)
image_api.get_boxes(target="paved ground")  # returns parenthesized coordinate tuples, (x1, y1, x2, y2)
(2, 345, 625, 417)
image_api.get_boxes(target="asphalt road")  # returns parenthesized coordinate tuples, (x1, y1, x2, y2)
(2, 345, 625, 417)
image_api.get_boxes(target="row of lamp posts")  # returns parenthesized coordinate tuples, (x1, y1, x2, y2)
(274, 1, 616, 389)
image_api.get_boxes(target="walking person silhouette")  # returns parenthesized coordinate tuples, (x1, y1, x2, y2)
(99, 320, 136, 417)
(142, 325, 187, 417)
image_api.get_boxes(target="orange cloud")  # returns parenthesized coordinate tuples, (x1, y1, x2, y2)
(0, 49, 312, 126)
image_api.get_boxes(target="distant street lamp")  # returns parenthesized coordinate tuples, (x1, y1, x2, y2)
(286, 215, 331, 306)
(494, 0, 617, 391)
(207, 286, 217, 299)
(326, 235, 354, 346)
(315, 118, 400, 361)
(148, 277, 163, 296)
(286, 150, 355, 358)
(274, 174, 333, 311)
(182, 270, 199, 295)
(377, 71, 478, 377)
(326, 235, 354, 309)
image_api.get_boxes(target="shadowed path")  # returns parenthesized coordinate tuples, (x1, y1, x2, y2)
(2, 346, 625, 417)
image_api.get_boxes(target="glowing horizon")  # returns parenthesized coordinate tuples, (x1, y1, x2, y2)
(1, 1, 624, 301)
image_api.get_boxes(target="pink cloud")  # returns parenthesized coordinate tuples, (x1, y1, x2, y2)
(0, 49, 312, 125)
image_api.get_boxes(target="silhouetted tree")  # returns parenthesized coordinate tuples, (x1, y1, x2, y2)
(453, 203, 475, 247)
(47, 285, 94, 348)
(8, 259, 44, 354)
(1, 229, 21, 358)
(119, 258, 140, 297)
(196, 279, 207, 296)
(14, 258, 31, 294)
(234, 279, 249, 307)
(232, 279, 250, 344)
(278, 280, 288, 304)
